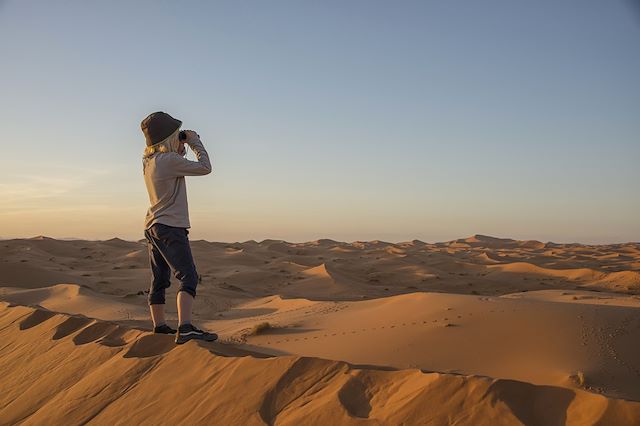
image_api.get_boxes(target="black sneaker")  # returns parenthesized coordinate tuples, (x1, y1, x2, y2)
(153, 324, 177, 335)
(175, 323, 218, 344)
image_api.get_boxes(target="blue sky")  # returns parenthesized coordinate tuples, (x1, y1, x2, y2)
(1, 0, 638, 243)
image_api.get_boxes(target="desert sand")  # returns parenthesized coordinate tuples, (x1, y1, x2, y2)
(1, 234, 639, 425)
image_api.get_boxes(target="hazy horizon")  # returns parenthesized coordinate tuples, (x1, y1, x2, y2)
(1, 1, 639, 244)
(1, 233, 638, 246)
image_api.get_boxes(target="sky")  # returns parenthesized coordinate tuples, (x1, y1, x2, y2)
(0, 0, 638, 244)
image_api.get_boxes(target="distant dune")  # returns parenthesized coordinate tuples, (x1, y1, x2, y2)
(1, 235, 639, 424)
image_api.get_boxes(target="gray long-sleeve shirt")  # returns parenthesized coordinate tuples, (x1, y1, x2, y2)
(143, 139, 212, 230)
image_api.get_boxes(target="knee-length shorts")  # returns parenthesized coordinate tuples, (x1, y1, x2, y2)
(144, 223, 199, 305)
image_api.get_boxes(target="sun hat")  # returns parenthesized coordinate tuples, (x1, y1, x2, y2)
(141, 111, 182, 146)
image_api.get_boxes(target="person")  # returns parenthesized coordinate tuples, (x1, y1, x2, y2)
(141, 111, 218, 344)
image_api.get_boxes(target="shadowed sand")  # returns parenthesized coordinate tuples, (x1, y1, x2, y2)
(1, 235, 639, 424)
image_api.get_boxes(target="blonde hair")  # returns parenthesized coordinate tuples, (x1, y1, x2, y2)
(143, 128, 181, 159)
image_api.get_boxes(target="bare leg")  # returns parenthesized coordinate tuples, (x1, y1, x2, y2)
(150, 304, 166, 327)
(177, 291, 194, 326)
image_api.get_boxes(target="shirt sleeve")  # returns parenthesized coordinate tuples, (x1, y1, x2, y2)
(164, 139, 212, 177)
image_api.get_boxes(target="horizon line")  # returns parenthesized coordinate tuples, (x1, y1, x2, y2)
(2, 234, 638, 247)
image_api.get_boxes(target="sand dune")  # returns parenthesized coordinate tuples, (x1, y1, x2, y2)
(0, 283, 148, 324)
(502, 289, 640, 308)
(487, 262, 606, 281)
(1, 235, 640, 424)
(0, 262, 86, 289)
(1, 302, 639, 425)
(237, 291, 640, 401)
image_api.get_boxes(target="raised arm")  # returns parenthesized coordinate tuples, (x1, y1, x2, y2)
(166, 134, 212, 177)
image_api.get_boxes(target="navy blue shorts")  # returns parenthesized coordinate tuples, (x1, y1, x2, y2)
(144, 223, 199, 305)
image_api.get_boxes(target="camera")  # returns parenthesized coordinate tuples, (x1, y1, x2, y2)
(179, 130, 187, 141)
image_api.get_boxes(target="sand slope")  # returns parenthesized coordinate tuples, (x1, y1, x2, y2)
(1, 302, 639, 426)
(224, 291, 640, 401)
(1, 235, 640, 424)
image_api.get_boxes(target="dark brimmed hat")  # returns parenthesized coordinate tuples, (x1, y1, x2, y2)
(141, 111, 182, 146)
